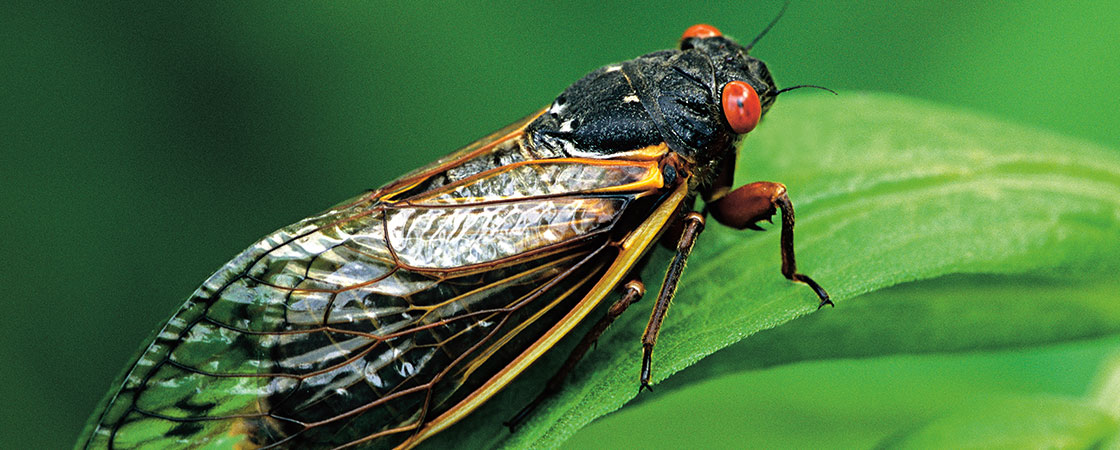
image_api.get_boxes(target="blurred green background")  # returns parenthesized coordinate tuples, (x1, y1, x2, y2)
(3, 1, 1119, 448)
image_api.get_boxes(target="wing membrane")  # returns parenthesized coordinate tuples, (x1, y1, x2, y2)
(82, 131, 678, 449)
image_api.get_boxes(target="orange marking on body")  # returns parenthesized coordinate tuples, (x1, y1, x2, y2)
(611, 143, 671, 161)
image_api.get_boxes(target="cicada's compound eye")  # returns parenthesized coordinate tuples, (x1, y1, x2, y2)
(680, 23, 722, 41)
(721, 80, 762, 134)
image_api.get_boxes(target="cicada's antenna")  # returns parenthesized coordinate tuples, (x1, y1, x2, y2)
(776, 84, 838, 96)
(745, 0, 790, 51)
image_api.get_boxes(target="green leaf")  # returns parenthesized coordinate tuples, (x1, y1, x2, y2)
(881, 396, 1117, 449)
(648, 273, 1120, 386)
(566, 336, 1120, 449)
(421, 93, 1120, 449)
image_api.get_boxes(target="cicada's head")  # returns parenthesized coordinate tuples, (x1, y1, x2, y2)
(662, 24, 778, 158)
(526, 10, 831, 188)
(649, 21, 833, 184)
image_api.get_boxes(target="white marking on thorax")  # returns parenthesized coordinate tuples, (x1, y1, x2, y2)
(558, 119, 575, 132)
(622, 94, 640, 103)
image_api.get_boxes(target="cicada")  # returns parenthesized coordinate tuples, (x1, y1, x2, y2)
(80, 16, 831, 450)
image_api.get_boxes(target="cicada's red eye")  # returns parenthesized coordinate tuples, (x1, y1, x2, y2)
(681, 24, 722, 41)
(721, 80, 762, 134)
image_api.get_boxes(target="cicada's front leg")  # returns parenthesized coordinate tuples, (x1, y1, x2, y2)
(709, 181, 832, 309)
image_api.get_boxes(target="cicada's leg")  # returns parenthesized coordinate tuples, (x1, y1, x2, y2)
(640, 212, 706, 393)
(657, 195, 697, 249)
(710, 181, 832, 309)
(503, 280, 646, 433)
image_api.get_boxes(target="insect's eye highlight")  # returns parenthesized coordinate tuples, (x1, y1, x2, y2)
(721, 81, 762, 134)
(681, 24, 722, 41)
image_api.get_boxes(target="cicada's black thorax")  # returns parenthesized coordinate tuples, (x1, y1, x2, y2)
(526, 35, 777, 184)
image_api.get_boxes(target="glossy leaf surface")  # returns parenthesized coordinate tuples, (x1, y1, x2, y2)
(474, 93, 1120, 449)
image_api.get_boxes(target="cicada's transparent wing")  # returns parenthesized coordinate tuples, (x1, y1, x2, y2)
(381, 109, 550, 197)
(80, 127, 679, 449)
